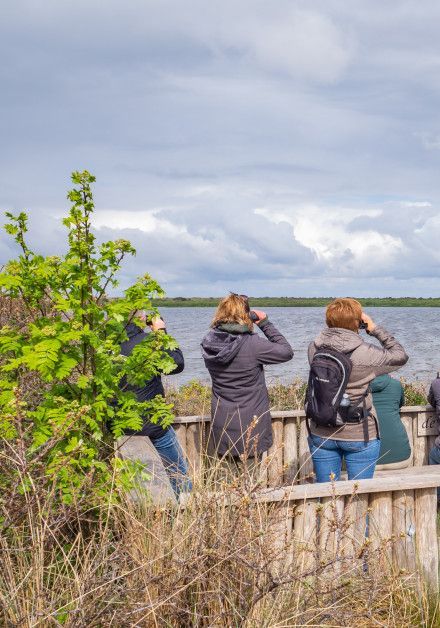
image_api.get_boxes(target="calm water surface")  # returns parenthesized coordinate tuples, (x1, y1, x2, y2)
(161, 307, 440, 387)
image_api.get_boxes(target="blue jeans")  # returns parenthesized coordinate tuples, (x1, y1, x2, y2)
(308, 434, 381, 482)
(151, 428, 193, 498)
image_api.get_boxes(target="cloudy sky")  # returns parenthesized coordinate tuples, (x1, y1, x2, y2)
(1, 1, 440, 296)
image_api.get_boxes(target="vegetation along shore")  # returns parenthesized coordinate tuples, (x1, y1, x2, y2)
(154, 296, 440, 307)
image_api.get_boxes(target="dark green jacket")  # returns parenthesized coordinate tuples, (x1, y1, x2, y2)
(371, 375, 411, 464)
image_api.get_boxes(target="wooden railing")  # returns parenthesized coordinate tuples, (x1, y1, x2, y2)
(119, 409, 440, 588)
(172, 406, 439, 485)
(178, 466, 440, 588)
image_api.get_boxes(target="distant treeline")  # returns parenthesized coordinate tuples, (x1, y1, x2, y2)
(153, 297, 440, 307)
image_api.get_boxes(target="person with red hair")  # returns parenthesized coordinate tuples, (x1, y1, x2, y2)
(307, 298, 408, 482)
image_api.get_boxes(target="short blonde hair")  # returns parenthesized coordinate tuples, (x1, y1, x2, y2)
(211, 294, 253, 331)
(326, 298, 362, 332)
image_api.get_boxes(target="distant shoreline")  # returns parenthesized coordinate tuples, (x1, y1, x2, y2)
(153, 297, 440, 307)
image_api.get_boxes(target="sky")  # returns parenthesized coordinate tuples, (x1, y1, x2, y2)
(1, 0, 440, 297)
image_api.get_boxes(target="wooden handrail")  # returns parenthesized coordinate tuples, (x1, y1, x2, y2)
(173, 405, 435, 424)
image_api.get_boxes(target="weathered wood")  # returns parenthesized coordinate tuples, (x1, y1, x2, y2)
(173, 406, 433, 476)
(186, 423, 202, 477)
(369, 492, 393, 564)
(283, 418, 298, 484)
(318, 496, 345, 571)
(417, 409, 438, 436)
(413, 414, 429, 466)
(259, 451, 269, 488)
(252, 466, 440, 502)
(268, 504, 293, 575)
(344, 493, 369, 560)
(293, 498, 318, 572)
(267, 418, 284, 487)
(401, 414, 414, 465)
(415, 487, 439, 590)
(298, 421, 314, 482)
(392, 490, 416, 572)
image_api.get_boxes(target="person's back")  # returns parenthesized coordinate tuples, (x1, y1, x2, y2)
(371, 375, 410, 465)
(201, 294, 293, 458)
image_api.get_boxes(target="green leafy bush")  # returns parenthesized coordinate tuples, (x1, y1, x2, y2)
(0, 171, 176, 509)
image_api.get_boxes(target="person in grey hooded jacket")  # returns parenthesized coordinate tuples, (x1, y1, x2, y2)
(201, 294, 293, 458)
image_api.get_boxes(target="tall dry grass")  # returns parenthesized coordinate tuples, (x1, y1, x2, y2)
(1, 438, 439, 627)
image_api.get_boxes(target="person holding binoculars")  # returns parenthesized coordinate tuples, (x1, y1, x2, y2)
(201, 293, 293, 468)
(305, 298, 408, 482)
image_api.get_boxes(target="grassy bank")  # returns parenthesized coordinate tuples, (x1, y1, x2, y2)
(154, 296, 440, 307)
(165, 378, 429, 416)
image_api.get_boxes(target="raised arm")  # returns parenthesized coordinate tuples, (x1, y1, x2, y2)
(360, 325, 408, 377)
(252, 316, 294, 365)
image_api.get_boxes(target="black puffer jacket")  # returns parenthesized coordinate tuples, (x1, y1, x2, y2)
(121, 323, 184, 439)
(201, 319, 293, 456)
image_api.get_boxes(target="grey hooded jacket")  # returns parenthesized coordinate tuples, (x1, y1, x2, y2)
(201, 319, 293, 456)
(308, 325, 408, 441)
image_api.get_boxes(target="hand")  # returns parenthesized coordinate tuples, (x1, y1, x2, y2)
(361, 312, 376, 334)
(150, 316, 166, 331)
(251, 309, 267, 325)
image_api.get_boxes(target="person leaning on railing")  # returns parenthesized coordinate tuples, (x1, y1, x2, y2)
(201, 293, 294, 471)
(307, 298, 409, 482)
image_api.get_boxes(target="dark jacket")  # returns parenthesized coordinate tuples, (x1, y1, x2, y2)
(201, 319, 293, 456)
(428, 376, 440, 447)
(308, 325, 408, 441)
(371, 374, 410, 464)
(120, 323, 184, 440)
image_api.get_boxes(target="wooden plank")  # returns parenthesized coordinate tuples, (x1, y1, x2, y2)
(186, 423, 202, 477)
(259, 451, 269, 488)
(267, 418, 284, 487)
(344, 493, 369, 559)
(251, 466, 440, 503)
(415, 487, 439, 589)
(401, 414, 414, 466)
(318, 496, 345, 570)
(283, 418, 298, 485)
(172, 406, 431, 426)
(293, 498, 318, 572)
(298, 421, 314, 482)
(417, 409, 438, 437)
(413, 416, 429, 467)
(392, 490, 416, 572)
(369, 492, 393, 561)
(268, 504, 294, 575)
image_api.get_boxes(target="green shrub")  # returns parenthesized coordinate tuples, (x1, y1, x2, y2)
(0, 171, 177, 511)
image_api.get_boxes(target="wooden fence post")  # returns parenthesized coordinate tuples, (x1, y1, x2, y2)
(415, 487, 439, 590)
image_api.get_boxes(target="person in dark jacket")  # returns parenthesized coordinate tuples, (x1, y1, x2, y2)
(121, 312, 192, 497)
(427, 375, 440, 496)
(201, 294, 294, 460)
(371, 374, 411, 465)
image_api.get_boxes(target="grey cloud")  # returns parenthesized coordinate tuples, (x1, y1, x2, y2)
(1, 1, 440, 295)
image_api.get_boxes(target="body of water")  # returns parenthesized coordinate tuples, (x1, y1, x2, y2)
(160, 307, 440, 387)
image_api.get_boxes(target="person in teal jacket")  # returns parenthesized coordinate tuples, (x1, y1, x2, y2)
(371, 375, 411, 465)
